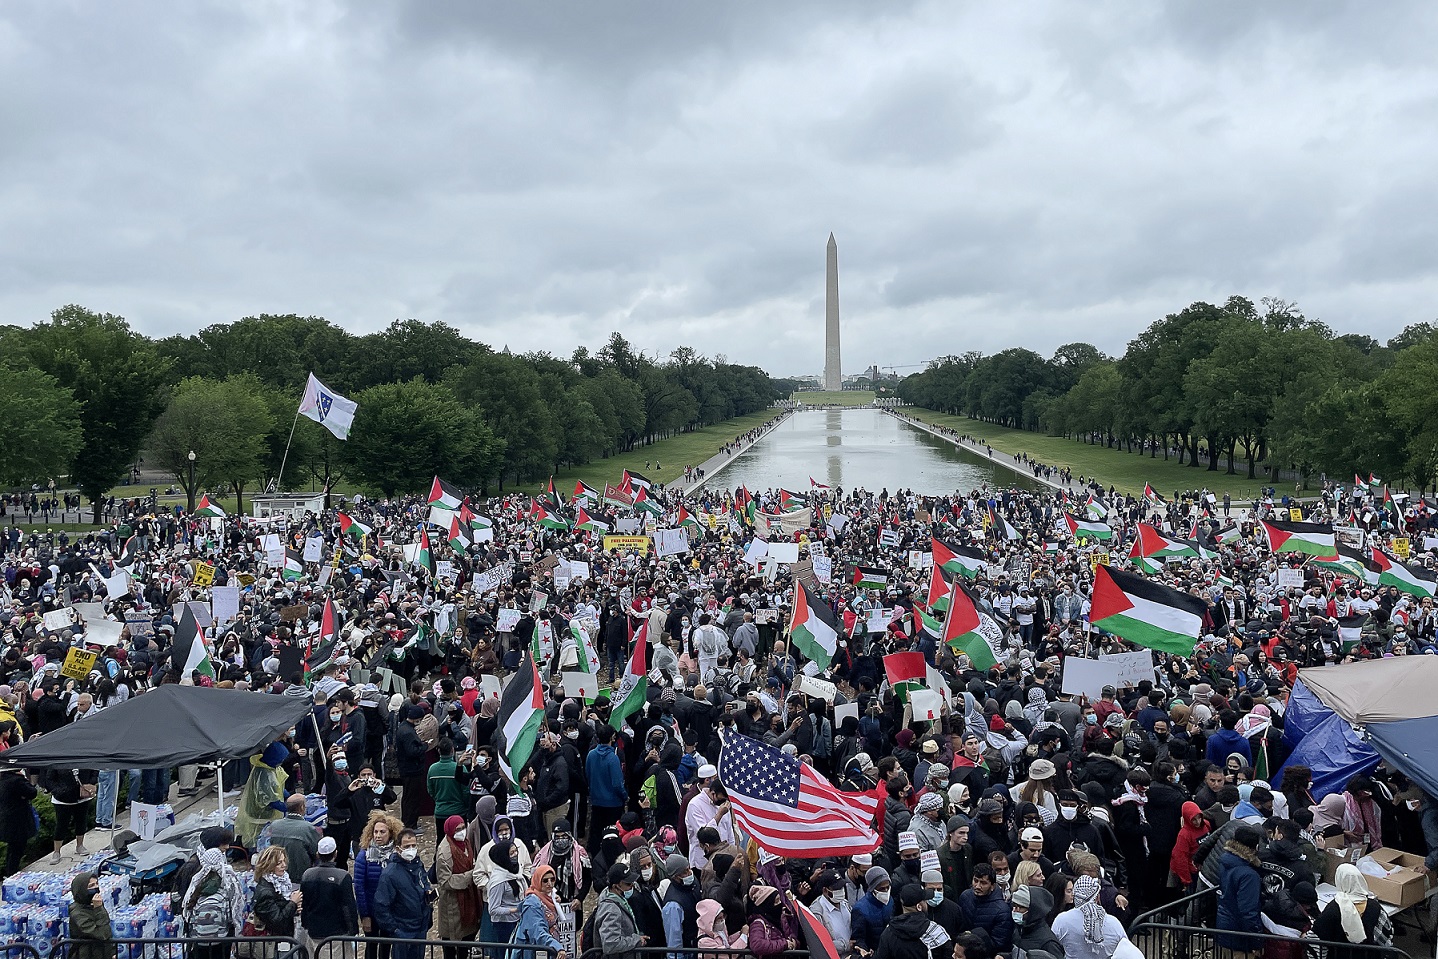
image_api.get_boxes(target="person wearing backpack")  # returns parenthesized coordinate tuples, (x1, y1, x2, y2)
(182, 848, 245, 959)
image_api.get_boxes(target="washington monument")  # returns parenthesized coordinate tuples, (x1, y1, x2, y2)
(824, 233, 842, 391)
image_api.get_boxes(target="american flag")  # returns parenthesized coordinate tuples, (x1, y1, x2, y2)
(717, 733, 880, 856)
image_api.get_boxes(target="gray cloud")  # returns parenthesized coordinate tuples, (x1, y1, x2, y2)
(2, 1, 1436, 378)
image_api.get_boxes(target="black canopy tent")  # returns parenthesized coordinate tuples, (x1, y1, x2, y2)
(1, 686, 312, 770)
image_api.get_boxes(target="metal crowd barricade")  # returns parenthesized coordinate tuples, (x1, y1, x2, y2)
(52, 936, 302, 959)
(580, 947, 807, 959)
(1126, 920, 1410, 959)
(313, 938, 556, 959)
(0, 945, 40, 959)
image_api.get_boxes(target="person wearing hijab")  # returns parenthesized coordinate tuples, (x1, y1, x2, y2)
(512, 864, 566, 959)
(1342, 776, 1383, 853)
(1051, 875, 1126, 959)
(182, 847, 246, 959)
(476, 814, 533, 892)
(484, 838, 526, 950)
(746, 884, 796, 957)
(435, 815, 480, 957)
(66, 871, 113, 959)
(1313, 864, 1394, 956)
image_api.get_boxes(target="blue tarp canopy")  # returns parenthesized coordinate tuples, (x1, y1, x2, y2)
(1294, 658, 1438, 798)
(1277, 681, 1379, 799)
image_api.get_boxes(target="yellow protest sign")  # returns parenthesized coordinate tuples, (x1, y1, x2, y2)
(237, 573, 256, 587)
(1090, 551, 1110, 570)
(1393, 537, 1411, 558)
(1289, 508, 1303, 522)
(61, 648, 98, 681)
(192, 562, 216, 587)
(602, 535, 652, 553)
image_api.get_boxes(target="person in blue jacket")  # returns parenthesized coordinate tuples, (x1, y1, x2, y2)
(850, 866, 894, 954)
(372, 828, 434, 959)
(585, 726, 627, 853)
(1216, 825, 1264, 954)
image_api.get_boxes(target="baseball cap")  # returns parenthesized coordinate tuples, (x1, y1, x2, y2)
(1020, 827, 1044, 844)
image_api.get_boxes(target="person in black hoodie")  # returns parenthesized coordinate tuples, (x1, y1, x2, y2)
(877, 884, 944, 959)
(1143, 760, 1187, 897)
(1260, 818, 1316, 896)
(1042, 790, 1108, 866)
(970, 797, 1012, 865)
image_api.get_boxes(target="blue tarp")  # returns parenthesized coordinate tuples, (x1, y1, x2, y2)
(1276, 681, 1380, 800)
(1363, 715, 1438, 798)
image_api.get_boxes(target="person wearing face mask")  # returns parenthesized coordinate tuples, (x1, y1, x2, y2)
(594, 864, 648, 959)
(514, 864, 567, 959)
(534, 820, 591, 925)
(1009, 883, 1062, 959)
(659, 853, 700, 951)
(852, 866, 895, 955)
(67, 871, 113, 959)
(921, 868, 964, 941)
(372, 829, 434, 959)
(875, 883, 948, 959)
(811, 870, 853, 957)
(1040, 791, 1106, 868)
(322, 743, 355, 870)
(434, 815, 481, 956)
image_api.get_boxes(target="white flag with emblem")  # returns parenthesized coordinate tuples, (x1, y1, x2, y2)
(299, 373, 358, 440)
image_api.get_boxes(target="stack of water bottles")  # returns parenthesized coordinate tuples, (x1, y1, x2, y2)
(106, 894, 177, 959)
(0, 861, 125, 958)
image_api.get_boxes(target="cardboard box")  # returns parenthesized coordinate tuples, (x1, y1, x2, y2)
(1319, 848, 1346, 887)
(1363, 847, 1434, 908)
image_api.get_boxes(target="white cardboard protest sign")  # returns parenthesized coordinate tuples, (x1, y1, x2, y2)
(745, 540, 770, 566)
(1099, 650, 1156, 688)
(435, 561, 455, 581)
(480, 675, 502, 701)
(615, 518, 642, 534)
(835, 702, 859, 727)
(910, 689, 943, 721)
(84, 619, 125, 648)
(211, 586, 240, 625)
(1061, 657, 1127, 701)
(261, 534, 282, 552)
(72, 603, 107, 623)
(826, 513, 848, 533)
(496, 608, 522, 632)
(767, 542, 800, 564)
(1275, 568, 1305, 589)
(264, 547, 285, 568)
(303, 537, 325, 562)
(42, 610, 74, 633)
(812, 556, 833, 584)
(795, 674, 837, 701)
(562, 671, 599, 700)
(655, 528, 689, 557)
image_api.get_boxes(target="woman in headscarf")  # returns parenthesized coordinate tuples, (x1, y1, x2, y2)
(1313, 863, 1395, 957)
(533, 819, 592, 923)
(182, 847, 246, 959)
(483, 839, 526, 952)
(1342, 776, 1382, 853)
(476, 814, 532, 890)
(468, 793, 498, 859)
(746, 885, 796, 957)
(1310, 792, 1347, 834)
(1051, 874, 1127, 959)
(512, 864, 565, 959)
(435, 815, 480, 958)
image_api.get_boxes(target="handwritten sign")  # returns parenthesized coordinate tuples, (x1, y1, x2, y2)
(496, 608, 522, 632)
(1393, 537, 1411, 559)
(1275, 568, 1305, 589)
(1289, 508, 1304, 522)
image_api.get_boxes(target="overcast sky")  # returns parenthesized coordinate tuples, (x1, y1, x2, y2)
(3, 2, 1435, 377)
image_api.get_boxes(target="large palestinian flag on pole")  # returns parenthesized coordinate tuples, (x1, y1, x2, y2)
(851, 566, 889, 590)
(173, 605, 216, 681)
(1084, 494, 1109, 521)
(414, 528, 436, 575)
(940, 582, 1000, 671)
(1132, 522, 1193, 560)
(925, 564, 953, 614)
(1260, 520, 1337, 558)
(1371, 549, 1438, 599)
(532, 500, 570, 531)
(283, 548, 305, 582)
(306, 597, 340, 677)
(1144, 483, 1167, 505)
(1065, 514, 1114, 541)
(1089, 564, 1208, 655)
(677, 505, 703, 533)
(986, 506, 1021, 541)
(337, 512, 373, 540)
(932, 536, 987, 579)
(572, 480, 600, 506)
(428, 476, 464, 509)
(609, 622, 649, 732)
(787, 578, 840, 669)
(633, 486, 663, 516)
(447, 515, 472, 552)
(497, 651, 546, 783)
(193, 494, 226, 519)
(1313, 543, 1379, 583)
(575, 507, 610, 534)
(621, 469, 653, 492)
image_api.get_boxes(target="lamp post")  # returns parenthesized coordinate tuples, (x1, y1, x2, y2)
(187, 450, 196, 513)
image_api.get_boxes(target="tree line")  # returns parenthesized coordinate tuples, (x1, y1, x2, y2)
(0, 307, 782, 518)
(897, 295, 1438, 489)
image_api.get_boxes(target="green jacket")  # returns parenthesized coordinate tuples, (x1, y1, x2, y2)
(68, 873, 113, 959)
(425, 758, 472, 820)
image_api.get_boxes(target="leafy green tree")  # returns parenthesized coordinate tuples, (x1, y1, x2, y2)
(447, 354, 556, 488)
(0, 368, 82, 488)
(146, 375, 276, 513)
(11, 306, 169, 522)
(339, 379, 501, 497)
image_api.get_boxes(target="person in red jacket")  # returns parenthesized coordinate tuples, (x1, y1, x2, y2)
(1169, 800, 1210, 893)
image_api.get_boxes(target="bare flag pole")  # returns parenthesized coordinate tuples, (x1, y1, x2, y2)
(276, 404, 302, 492)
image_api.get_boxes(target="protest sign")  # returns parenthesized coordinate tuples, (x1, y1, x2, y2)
(124, 614, 154, 638)
(303, 537, 324, 562)
(767, 542, 800, 564)
(1289, 508, 1304, 522)
(1275, 568, 1305, 589)
(42, 610, 74, 633)
(530, 590, 549, 613)
(211, 586, 240, 625)
(435, 561, 455, 581)
(812, 555, 833, 583)
(562, 671, 599, 701)
(1098, 650, 1156, 688)
(795, 674, 837, 701)
(72, 603, 107, 623)
(744, 540, 769, 566)
(569, 561, 590, 581)
(655, 528, 689, 557)
(480, 675, 502, 702)
(835, 702, 859, 727)
(61, 648, 98, 681)
(910, 689, 943, 721)
(84, 620, 124, 648)
(1061, 657, 1126, 701)
(496, 608, 522, 632)
(754, 608, 780, 624)
(280, 604, 308, 623)
(1393, 537, 1411, 559)
(427, 506, 456, 530)
(602, 535, 651, 553)
(192, 562, 216, 587)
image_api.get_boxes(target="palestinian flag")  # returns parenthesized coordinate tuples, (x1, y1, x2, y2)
(465, 507, 495, 541)
(413, 528, 436, 575)
(447, 515, 472, 552)
(603, 483, 635, 508)
(193, 494, 226, 519)
(883, 651, 926, 703)
(1089, 564, 1207, 654)
(736, 486, 757, 524)
(610, 622, 649, 731)
(1065, 515, 1114, 541)
(986, 506, 1021, 541)
(1382, 487, 1404, 528)
(532, 500, 570, 531)
(1133, 522, 1191, 559)
(621, 469, 653, 492)
(113, 535, 139, 569)
(925, 564, 952, 614)
(1216, 524, 1244, 545)
(788, 578, 840, 669)
(676, 504, 703, 533)
(306, 597, 340, 677)
(810, 476, 831, 490)
(779, 489, 808, 510)
(1370, 473, 1383, 495)
(932, 536, 987, 579)
(1128, 537, 1164, 575)
(1044, 540, 1061, 555)
(1260, 520, 1336, 558)
(337, 512, 373, 540)
(917, 605, 945, 639)
(1170, 535, 1216, 561)
(1085, 494, 1110, 521)
(428, 476, 464, 509)
(172, 605, 216, 681)
(1371, 549, 1437, 599)
(794, 894, 842, 959)
(575, 507, 610, 534)
(497, 651, 546, 782)
(851, 566, 889, 590)
(1312, 544, 1375, 582)
(283, 547, 305, 582)
(1144, 483, 1167, 506)
(573, 480, 600, 505)
(940, 583, 1000, 671)
(633, 486, 663, 516)
(1354, 473, 1365, 492)
(1335, 614, 1367, 653)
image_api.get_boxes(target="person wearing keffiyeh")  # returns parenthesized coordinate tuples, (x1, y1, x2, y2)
(182, 848, 245, 958)
(1052, 875, 1127, 959)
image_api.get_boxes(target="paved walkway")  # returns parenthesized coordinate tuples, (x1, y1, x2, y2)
(885, 410, 1078, 494)
(680, 409, 795, 492)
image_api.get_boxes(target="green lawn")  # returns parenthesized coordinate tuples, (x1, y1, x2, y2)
(546, 408, 784, 494)
(793, 390, 876, 406)
(902, 410, 1274, 499)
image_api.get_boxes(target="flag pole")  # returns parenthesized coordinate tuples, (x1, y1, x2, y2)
(276, 405, 302, 493)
